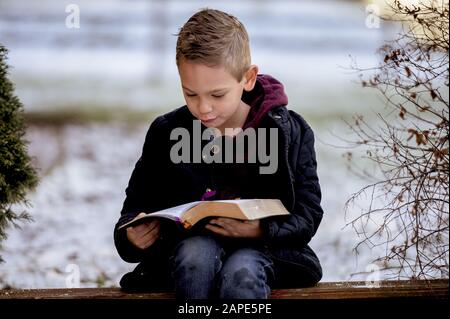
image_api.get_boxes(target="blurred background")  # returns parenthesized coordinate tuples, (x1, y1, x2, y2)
(0, 0, 399, 288)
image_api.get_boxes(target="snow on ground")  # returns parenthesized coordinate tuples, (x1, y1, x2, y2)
(0, 120, 384, 288)
(0, 124, 145, 288)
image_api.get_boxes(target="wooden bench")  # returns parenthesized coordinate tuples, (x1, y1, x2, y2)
(0, 279, 447, 299)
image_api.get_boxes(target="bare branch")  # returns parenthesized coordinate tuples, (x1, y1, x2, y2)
(345, 0, 449, 279)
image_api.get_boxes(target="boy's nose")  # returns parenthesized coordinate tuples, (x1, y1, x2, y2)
(198, 100, 213, 114)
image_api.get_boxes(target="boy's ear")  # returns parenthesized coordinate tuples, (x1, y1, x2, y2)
(243, 65, 259, 92)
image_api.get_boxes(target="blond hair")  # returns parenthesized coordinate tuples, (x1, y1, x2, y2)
(176, 8, 251, 81)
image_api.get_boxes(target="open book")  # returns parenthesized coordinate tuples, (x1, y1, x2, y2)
(118, 199, 290, 230)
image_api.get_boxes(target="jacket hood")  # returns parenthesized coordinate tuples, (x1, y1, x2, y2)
(242, 74, 288, 129)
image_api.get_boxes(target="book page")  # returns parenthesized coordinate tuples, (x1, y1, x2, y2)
(148, 201, 201, 220)
(118, 201, 201, 229)
(237, 199, 290, 219)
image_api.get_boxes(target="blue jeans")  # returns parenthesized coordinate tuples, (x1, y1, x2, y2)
(171, 235, 274, 299)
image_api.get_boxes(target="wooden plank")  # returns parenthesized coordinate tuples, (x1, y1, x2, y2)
(0, 288, 174, 300)
(269, 279, 449, 299)
(0, 279, 447, 299)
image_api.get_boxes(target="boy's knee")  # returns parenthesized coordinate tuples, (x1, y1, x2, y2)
(225, 266, 258, 289)
(219, 266, 269, 299)
(218, 249, 272, 299)
(173, 236, 222, 270)
(224, 248, 270, 270)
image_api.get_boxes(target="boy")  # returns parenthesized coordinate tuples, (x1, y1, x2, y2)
(114, 8, 323, 299)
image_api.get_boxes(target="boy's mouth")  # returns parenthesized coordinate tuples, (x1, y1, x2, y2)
(200, 117, 217, 124)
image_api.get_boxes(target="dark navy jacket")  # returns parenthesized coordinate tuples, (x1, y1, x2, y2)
(114, 76, 324, 289)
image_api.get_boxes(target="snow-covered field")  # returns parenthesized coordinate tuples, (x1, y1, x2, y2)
(0, 119, 383, 288)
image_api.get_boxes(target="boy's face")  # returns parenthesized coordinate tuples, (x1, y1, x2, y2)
(178, 59, 255, 131)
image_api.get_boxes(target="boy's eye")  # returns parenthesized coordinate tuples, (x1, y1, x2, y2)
(212, 94, 225, 98)
(186, 93, 197, 97)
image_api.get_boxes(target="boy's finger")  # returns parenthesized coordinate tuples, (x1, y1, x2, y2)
(206, 223, 230, 237)
(208, 219, 222, 226)
(139, 232, 160, 248)
(215, 218, 244, 227)
(135, 219, 159, 233)
(141, 228, 160, 241)
(136, 229, 159, 247)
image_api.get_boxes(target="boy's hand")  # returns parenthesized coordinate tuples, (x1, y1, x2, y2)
(205, 218, 263, 238)
(126, 213, 161, 249)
